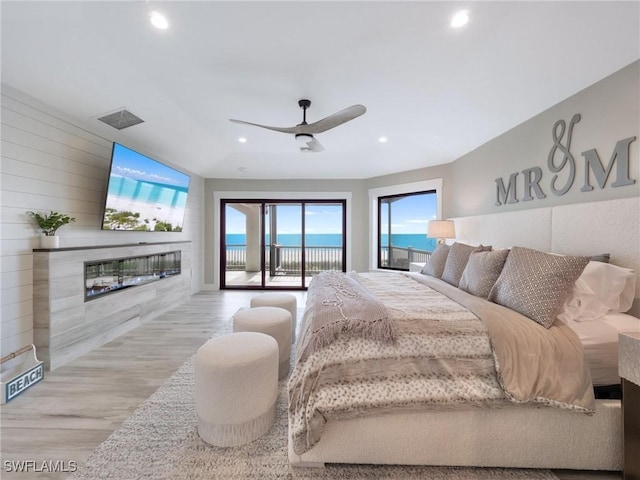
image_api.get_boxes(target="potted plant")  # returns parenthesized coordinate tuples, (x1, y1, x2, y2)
(27, 210, 76, 248)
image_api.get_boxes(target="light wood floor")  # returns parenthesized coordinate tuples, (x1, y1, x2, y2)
(0, 290, 621, 480)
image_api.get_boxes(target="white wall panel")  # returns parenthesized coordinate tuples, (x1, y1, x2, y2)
(453, 198, 640, 318)
(0, 253, 32, 272)
(1, 299, 32, 324)
(1, 331, 33, 361)
(453, 208, 552, 252)
(1, 142, 108, 180)
(2, 284, 33, 305)
(2, 157, 105, 191)
(552, 197, 640, 306)
(0, 313, 33, 338)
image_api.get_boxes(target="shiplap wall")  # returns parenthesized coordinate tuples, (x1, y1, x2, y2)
(0, 85, 204, 359)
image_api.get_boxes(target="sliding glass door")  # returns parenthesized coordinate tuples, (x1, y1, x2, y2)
(303, 203, 344, 287)
(221, 199, 346, 289)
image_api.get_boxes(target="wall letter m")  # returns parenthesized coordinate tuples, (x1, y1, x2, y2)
(495, 173, 519, 206)
(581, 136, 636, 191)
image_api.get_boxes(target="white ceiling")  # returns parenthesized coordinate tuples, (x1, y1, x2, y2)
(2, 1, 639, 180)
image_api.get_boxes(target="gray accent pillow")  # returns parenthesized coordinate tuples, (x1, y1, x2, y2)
(421, 244, 450, 278)
(441, 242, 488, 287)
(488, 246, 590, 328)
(459, 249, 510, 298)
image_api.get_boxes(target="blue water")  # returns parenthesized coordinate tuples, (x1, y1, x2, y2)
(107, 175, 188, 209)
(384, 234, 436, 252)
(226, 233, 436, 252)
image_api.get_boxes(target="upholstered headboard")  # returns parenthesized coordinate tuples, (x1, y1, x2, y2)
(452, 197, 640, 318)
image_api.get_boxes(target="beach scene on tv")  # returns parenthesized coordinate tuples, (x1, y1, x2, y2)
(102, 144, 190, 232)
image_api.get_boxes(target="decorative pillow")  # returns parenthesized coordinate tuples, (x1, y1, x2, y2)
(557, 261, 636, 323)
(488, 246, 590, 328)
(441, 242, 489, 287)
(421, 244, 450, 278)
(459, 249, 510, 298)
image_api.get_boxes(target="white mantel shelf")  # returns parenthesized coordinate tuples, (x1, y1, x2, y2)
(33, 240, 191, 253)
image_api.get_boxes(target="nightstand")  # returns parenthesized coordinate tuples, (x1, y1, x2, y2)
(619, 332, 640, 480)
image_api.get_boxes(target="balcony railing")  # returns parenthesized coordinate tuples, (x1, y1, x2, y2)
(225, 244, 432, 273)
(380, 246, 432, 270)
(225, 244, 343, 275)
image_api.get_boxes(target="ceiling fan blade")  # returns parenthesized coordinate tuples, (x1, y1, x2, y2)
(301, 136, 325, 153)
(302, 104, 366, 134)
(229, 118, 298, 134)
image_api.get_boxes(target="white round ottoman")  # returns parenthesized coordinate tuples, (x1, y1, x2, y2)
(195, 332, 278, 447)
(250, 293, 297, 343)
(233, 306, 292, 379)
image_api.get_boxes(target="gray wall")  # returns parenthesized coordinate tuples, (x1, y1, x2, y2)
(0, 85, 205, 356)
(363, 61, 639, 221)
(449, 61, 639, 217)
(204, 178, 368, 283)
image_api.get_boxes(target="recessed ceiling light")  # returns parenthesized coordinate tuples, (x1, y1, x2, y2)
(150, 11, 169, 30)
(378, 136, 388, 143)
(238, 137, 247, 143)
(451, 10, 469, 28)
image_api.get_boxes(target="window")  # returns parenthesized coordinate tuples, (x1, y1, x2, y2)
(369, 179, 442, 271)
(378, 191, 438, 270)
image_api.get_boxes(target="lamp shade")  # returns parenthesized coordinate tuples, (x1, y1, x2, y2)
(427, 220, 456, 239)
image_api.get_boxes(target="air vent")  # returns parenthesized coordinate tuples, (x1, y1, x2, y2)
(97, 109, 144, 130)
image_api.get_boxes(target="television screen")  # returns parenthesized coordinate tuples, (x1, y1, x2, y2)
(101, 143, 190, 232)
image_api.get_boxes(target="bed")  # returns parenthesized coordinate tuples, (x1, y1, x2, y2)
(287, 245, 638, 471)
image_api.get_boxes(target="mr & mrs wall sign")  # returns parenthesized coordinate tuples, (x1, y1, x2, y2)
(495, 114, 637, 206)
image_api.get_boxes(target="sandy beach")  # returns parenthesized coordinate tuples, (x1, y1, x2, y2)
(104, 195, 186, 230)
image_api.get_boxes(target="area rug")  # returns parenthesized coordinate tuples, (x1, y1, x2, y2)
(69, 355, 559, 480)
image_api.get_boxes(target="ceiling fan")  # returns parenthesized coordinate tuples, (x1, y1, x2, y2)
(229, 99, 366, 152)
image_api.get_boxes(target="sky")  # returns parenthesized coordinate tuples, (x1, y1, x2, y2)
(224, 193, 436, 235)
(111, 143, 191, 189)
(225, 203, 344, 235)
(380, 193, 437, 235)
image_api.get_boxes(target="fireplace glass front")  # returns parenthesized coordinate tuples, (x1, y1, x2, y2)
(85, 251, 181, 301)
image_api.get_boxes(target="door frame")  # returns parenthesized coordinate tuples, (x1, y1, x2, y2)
(213, 191, 352, 290)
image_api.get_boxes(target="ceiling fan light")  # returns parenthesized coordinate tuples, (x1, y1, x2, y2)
(295, 133, 313, 144)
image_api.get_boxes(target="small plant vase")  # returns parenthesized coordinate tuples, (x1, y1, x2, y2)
(40, 236, 59, 249)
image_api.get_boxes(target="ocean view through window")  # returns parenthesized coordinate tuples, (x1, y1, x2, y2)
(378, 190, 438, 270)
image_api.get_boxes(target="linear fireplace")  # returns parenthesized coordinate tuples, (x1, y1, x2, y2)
(85, 251, 181, 301)
(34, 241, 191, 371)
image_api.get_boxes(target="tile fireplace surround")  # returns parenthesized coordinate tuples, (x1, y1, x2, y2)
(33, 241, 191, 370)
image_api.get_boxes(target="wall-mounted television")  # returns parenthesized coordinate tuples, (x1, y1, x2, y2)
(101, 143, 190, 232)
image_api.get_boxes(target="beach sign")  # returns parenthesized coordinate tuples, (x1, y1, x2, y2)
(1, 344, 44, 404)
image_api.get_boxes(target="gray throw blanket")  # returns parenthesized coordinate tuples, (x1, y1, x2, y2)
(296, 271, 396, 361)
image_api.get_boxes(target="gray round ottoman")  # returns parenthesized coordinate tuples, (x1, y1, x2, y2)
(250, 293, 297, 343)
(195, 332, 278, 447)
(233, 306, 292, 379)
